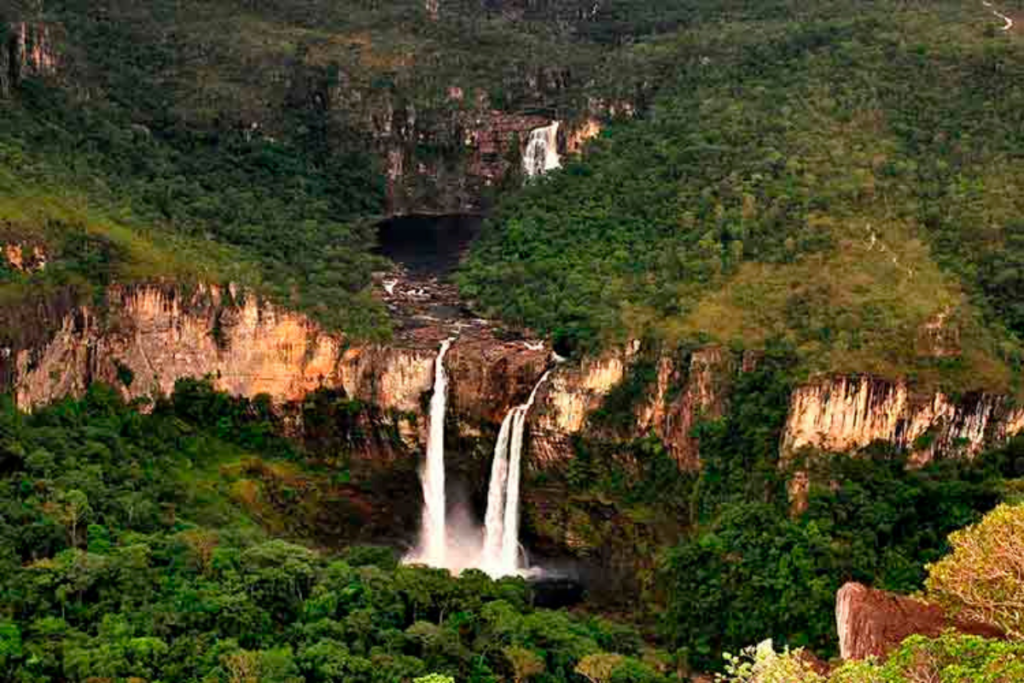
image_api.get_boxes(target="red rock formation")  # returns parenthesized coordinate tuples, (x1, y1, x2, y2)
(835, 582, 1005, 661)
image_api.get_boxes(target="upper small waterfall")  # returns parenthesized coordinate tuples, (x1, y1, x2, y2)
(523, 122, 561, 177)
(410, 338, 454, 567)
(482, 371, 552, 577)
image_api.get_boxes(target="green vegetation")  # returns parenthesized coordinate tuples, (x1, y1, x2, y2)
(5, 1, 1024, 681)
(721, 502, 1024, 681)
(460, 0, 1024, 393)
(528, 347, 1024, 670)
(0, 0, 649, 338)
(925, 502, 1024, 638)
(0, 383, 675, 682)
(720, 634, 1024, 683)
(0, 75, 391, 337)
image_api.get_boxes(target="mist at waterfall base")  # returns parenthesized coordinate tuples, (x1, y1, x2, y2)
(403, 343, 552, 579)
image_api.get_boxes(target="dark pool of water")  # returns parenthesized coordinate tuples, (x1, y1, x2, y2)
(376, 214, 483, 276)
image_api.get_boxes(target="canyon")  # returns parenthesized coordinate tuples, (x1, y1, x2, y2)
(5, 234, 1024, 573)
(5, 252, 1024, 474)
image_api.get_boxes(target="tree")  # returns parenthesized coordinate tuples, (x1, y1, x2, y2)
(413, 674, 454, 683)
(577, 653, 626, 683)
(56, 489, 91, 548)
(925, 503, 1024, 638)
(503, 646, 545, 683)
(717, 642, 823, 683)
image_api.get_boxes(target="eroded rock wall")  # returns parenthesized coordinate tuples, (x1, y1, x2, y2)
(782, 376, 1024, 464)
(2, 284, 557, 454)
(1, 21, 63, 98)
(532, 343, 735, 469)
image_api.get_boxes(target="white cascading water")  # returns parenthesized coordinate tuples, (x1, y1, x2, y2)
(405, 344, 555, 578)
(523, 122, 561, 177)
(481, 410, 515, 574)
(409, 338, 454, 567)
(482, 371, 552, 577)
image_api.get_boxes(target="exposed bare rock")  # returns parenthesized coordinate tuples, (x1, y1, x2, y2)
(641, 347, 733, 470)
(8, 284, 362, 408)
(836, 582, 1005, 661)
(531, 345, 633, 466)
(2, 243, 47, 273)
(359, 89, 623, 214)
(531, 344, 737, 469)
(1, 22, 64, 97)
(2, 283, 554, 457)
(447, 334, 549, 425)
(782, 376, 1024, 464)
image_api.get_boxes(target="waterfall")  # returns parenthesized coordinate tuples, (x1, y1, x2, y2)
(482, 371, 551, 577)
(481, 410, 514, 574)
(523, 122, 561, 177)
(416, 338, 454, 567)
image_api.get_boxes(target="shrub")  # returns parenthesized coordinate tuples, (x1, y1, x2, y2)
(925, 503, 1024, 638)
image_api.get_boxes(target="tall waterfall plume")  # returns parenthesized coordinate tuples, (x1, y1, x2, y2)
(482, 371, 552, 577)
(523, 122, 561, 177)
(481, 410, 514, 573)
(409, 338, 454, 567)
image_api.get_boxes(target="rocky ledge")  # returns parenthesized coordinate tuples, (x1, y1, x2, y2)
(836, 582, 1005, 661)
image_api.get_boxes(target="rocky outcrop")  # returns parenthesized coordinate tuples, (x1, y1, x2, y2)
(532, 344, 735, 469)
(1, 21, 63, 98)
(379, 104, 604, 214)
(2, 284, 554, 452)
(532, 345, 632, 466)
(2, 243, 47, 273)
(447, 336, 550, 426)
(836, 582, 1005, 661)
(638, 347, 733, 470)
(782, 376, 1024, 465)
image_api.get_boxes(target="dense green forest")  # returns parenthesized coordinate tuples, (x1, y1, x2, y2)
(0, 369, 1020, 679)
(4, 0, 1024, 681)
(460, 0, 1024, 393)
(0, 383, 683, 682)
(0, 0, 639, 339)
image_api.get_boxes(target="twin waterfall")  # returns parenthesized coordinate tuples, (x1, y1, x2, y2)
(406, 340, 548, 578)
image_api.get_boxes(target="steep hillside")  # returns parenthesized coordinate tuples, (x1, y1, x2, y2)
(0, 0, 644, 339)
(460, 0, 1024, 394)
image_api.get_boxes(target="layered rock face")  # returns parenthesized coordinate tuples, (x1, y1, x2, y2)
(2, 284, 551, 452)
(3, 279, 740, 474)
(836, 582, 1005, 661)
(782, 376, 1024, 465)
(8, 282, 1023, 470)
(1, 22, 63, 98)
(374, 101, 605, 214)
(531, 343, 734, 469)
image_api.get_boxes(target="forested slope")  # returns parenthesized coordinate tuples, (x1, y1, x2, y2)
(0, 0, 637, 338)
(460, 0, 1024, 392)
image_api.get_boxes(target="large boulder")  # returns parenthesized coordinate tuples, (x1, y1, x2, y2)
(836, 582, 1005, 661)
